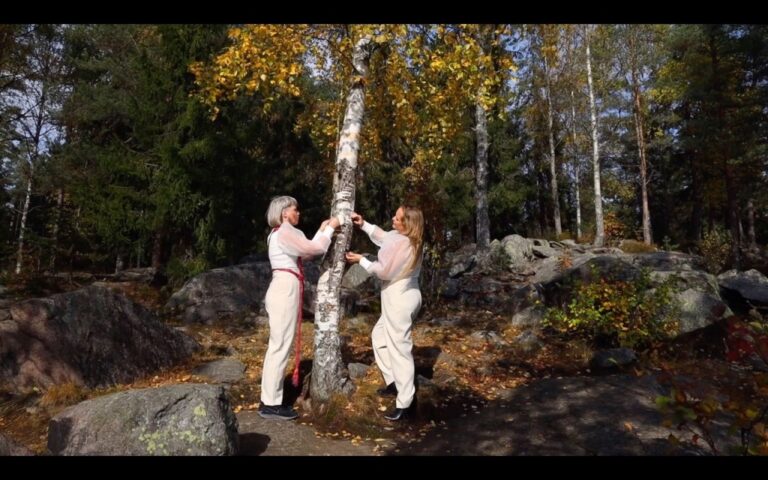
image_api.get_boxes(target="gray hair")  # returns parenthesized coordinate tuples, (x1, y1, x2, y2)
(266, 195, 298, 227)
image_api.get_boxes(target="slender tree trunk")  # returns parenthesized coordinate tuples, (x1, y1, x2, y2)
(628, 34, 652, 245)
(543, 54, 562, 236)
(633, 99, 652, 245)
(475, 100, 490, 249)
(311, 37, 373, 402)
(570, 90, 582, 240)
(10, 195, 20, 242)
(684, 103, 703, 242)
(151, 228, 164, 269)
(585, 26, 604, 246)
(747, 198, 757, 251)
(738, 218, 745, 247)
(709, 32, 740, 267)
(15, 171, 33, 274)
(724, 162, 740, 266)
(49, 188, 64, 271)
(536, 169, 548, 236)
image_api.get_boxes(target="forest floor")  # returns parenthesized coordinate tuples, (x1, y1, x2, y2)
(1, 276, 767, 456)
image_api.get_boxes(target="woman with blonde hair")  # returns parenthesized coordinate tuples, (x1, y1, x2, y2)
(346, 205, 424, 421)
(259, 195, 341, 420)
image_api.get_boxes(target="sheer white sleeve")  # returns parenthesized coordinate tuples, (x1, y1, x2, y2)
(362, 232, 413, 281)
(277, 223, 333, 258)
(362, 221, 387, 247)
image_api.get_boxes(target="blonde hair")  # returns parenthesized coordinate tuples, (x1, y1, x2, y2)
(400, 205, 424, 275)
(266, 196, 298, 227)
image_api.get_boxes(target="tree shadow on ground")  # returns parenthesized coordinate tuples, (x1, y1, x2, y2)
(388, 374, 737, 456)
(238, 432, 270, 455)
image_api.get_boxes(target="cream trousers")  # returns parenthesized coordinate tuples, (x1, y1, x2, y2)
(372, 278, 422, 408)
(260, 272, 300, 406)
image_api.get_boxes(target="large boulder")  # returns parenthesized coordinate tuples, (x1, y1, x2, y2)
(626, 251, 705, 272)
(675, 289, 733, 334)
(167, 261, 357, 323)
(0, 432, 34, 456)
(718, 269, 768, 308)
(48, 384, 238, 456)
(445, 244, 477, 278)
(341, 262, 379, 292)
(166, 262, 273, 324)
(0, 286, 199, 390)
(500, 235, 535, 267)
(539, 254, 732, 336)
(457, 279, 542, 314)
(541, 256, 643, 307)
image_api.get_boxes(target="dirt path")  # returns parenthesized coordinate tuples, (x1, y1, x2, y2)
(234, 374, 737, 456)
(236, 411, 380, 456)
(394, 374, 734, 455)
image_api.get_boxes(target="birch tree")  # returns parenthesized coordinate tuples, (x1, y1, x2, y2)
(6, 25, 66, 274)
(193, 24, 515, 402)
(538, 25, 563, 236)
(584, 25, 605, 246)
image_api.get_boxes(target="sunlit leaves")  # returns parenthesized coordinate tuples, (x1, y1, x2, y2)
(191, 24, 517, 192)
(190, 25, 309, 117)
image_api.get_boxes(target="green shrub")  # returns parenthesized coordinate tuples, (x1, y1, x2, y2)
(698, 226, 732, 274)
(620, 239, 657, 253)
(661, 235, 679, 252)
(544, 268, 679, 349)
(165, 255, 209, 288)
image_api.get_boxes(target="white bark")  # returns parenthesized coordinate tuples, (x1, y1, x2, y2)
(570, 90, 582, 240)
(628, 30, 652, 245)
(475, 99, 490, 250)
(585, 26, 605, 247)
(543, 53, 562, 236)
(14, 172, 33, 274)
(311, 37, 373, 402)
(633, 93, 652, 245)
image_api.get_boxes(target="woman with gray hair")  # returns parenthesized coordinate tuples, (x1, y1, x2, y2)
(259, 195, 341, 420)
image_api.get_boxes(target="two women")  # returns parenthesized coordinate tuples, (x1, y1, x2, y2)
(259, 196, 423, 422)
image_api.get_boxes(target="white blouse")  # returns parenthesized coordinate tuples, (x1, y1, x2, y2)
(268, 222, 335, 273)
(358, 221, 421, 283)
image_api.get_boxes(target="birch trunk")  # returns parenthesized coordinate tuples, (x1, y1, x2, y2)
(570, 90, 582, 240)
(628, 32, 652, 245)
(14, 172, 33, 274)
(585, 26, 605, 247)
(544, 54, 561, 236)
(311, 37, 373, 402)
(475, 99, 490, 250)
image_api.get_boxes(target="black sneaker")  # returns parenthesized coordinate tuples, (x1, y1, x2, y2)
(383, 407, 409, 421)
(258, 404, 299, 420)
(376, 382, 398, 397)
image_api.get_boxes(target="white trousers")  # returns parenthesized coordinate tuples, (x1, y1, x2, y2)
(371, 278, 422, 408)
(260, 272, 300, 406)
